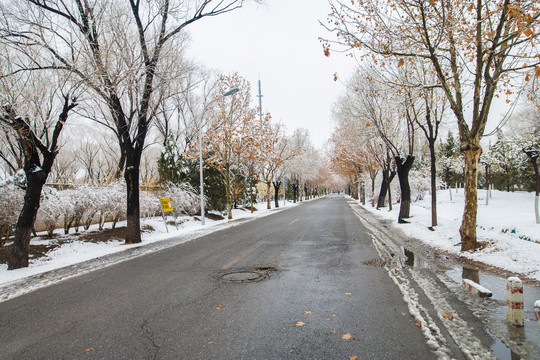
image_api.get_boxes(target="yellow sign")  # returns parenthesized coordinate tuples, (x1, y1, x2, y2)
(160, 198, 174, 212)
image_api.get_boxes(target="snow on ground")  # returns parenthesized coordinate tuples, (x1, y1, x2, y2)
(0, 201, 299, 288)
(359, 189, 540, 281)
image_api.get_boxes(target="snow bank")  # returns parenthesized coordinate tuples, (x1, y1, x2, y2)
(359, 189, 540, 281)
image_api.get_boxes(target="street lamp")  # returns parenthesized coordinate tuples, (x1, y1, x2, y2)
(199, 87, 239, 225)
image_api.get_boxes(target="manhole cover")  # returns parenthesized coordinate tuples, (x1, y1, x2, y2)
(363, 258, 387, 267)
(219, 271, 263, 282)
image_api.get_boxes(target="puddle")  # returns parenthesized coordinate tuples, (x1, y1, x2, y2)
(401, 247, 540, 359)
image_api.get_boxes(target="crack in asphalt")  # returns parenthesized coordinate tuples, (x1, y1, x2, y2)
(139, 313, 161, 360)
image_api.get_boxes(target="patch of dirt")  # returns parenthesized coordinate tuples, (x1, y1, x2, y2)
(79, 227, 127, 243)
(205, 213, 225, 221)
(0, 227, 130, 265)
(0, 243, 62, 265)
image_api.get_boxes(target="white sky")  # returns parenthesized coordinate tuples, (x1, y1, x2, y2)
(185, 0, 356, 149)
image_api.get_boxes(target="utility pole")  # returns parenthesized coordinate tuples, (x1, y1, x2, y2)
(257, 79, 263, 122)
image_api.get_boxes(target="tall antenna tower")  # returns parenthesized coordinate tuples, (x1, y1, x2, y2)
(257, 79, 263, 122)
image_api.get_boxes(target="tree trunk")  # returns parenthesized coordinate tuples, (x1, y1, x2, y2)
(266, 181, 272, 210)
(124, 164, 142, 243)
(225, 165, 232, 220)
(459, 142, 482, 251)
(273, 181, 281, 208)
(377, 170, 390, 208)
(429, 140, 438, 227)
(8, 169, 48, 269)
(395, 155, 415, 223)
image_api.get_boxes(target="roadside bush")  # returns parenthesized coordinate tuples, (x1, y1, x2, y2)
(0, 182, 24, 246)
(163, 183, 200, 216)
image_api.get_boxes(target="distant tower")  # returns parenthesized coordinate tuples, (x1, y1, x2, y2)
(257, 79, 263, 122)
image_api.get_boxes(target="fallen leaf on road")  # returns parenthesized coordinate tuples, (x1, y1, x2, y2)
(442, 313, 449, 318)
(469, 328, 474, 331)
(331, 330, 337, 334)
(85, 348, 94, 352)
(215, 304, 223, 310)
(437, 269, 446, 273)
(342, 333, 352, 340)
(415, 322, 421, 328)
(332, 314, 336, 317)
(401, 313, 406, 316)
(353, 238, 358, 241)
(345, 292, 352, 295)
(296, 321, 306, 327)
(208, 341, 214, 344)
(349, 356, 358, 360)
(304, 311, 311, 315)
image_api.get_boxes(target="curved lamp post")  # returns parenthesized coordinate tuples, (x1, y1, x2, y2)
(199, 87, 239, 225)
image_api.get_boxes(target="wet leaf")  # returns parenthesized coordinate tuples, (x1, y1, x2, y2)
(296, 321, 306, 327)
(342, 333, 353, 340)
(414, 322, 421, 328)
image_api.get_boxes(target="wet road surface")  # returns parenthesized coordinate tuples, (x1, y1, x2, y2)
(0, 195, 515, 359)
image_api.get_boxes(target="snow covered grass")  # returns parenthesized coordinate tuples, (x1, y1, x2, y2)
(0, 200, 299, 288)
(360, 189, 540, 281)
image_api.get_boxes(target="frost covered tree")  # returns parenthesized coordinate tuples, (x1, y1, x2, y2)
(0, 60, 77, 268)
(323, 0, 540, 250)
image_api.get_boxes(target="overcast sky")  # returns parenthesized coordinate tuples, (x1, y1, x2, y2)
(185, 0, 356, 149)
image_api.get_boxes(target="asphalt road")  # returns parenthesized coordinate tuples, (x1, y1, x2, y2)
(0, 195, 487, 359)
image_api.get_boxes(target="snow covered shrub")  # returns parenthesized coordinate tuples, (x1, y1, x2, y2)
(163, 183, 200, 216)
(36, 187, 63, 238)
(0, 182, 24, 246)
(78, 185, 101, 230)
(95, 181, 126, 230)
(410, 169, 431, 202)
(140, 191, 160, 218)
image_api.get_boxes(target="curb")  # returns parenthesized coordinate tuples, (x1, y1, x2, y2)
(462, 279, 493, 298)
